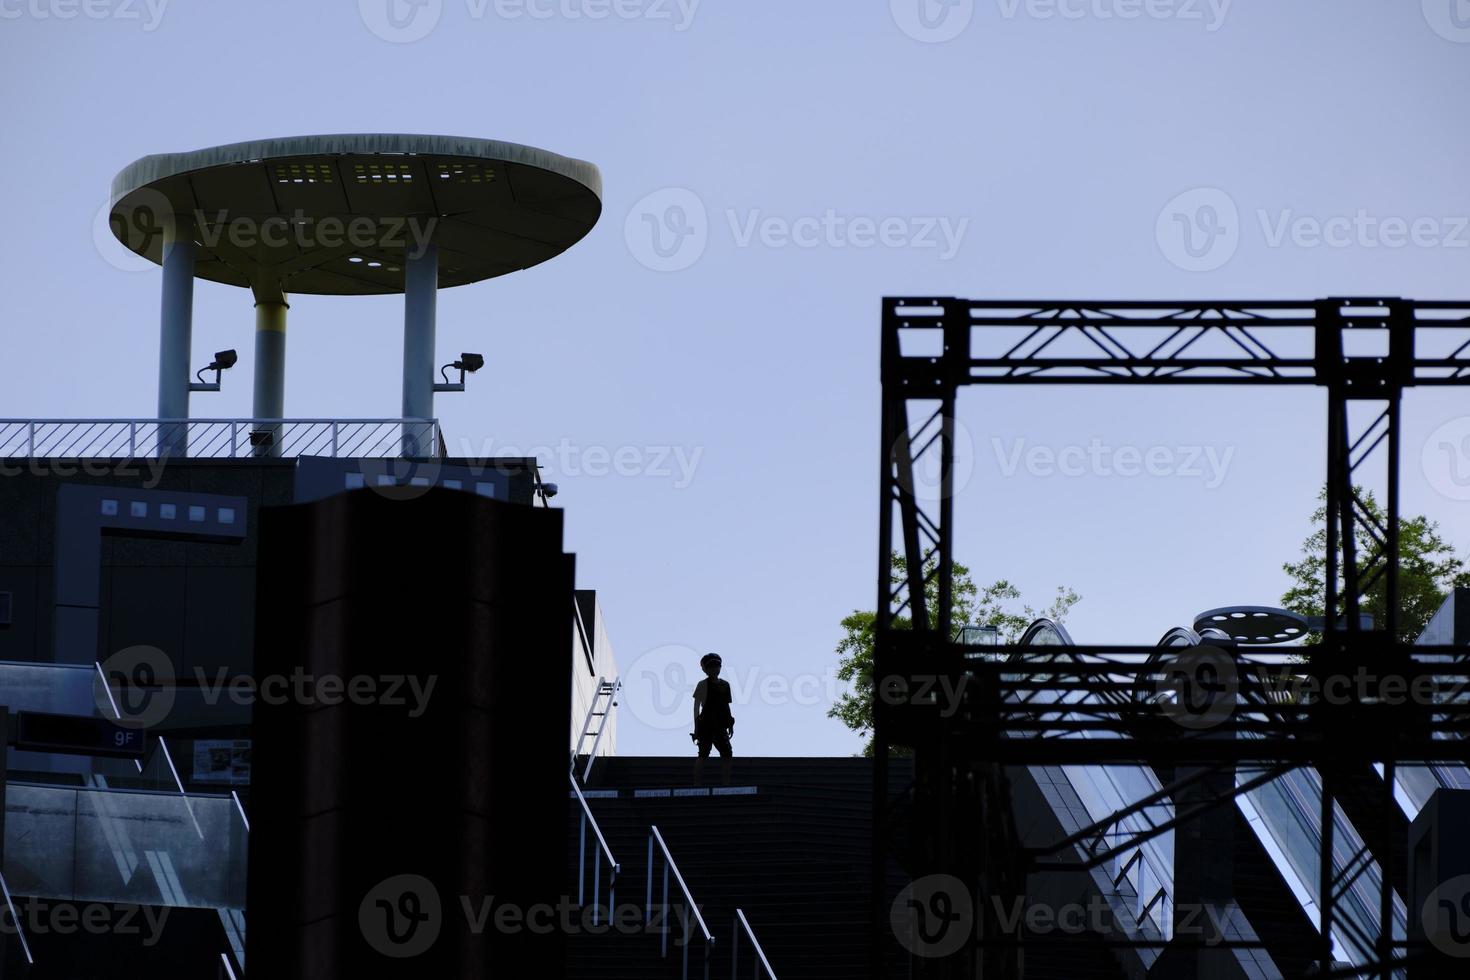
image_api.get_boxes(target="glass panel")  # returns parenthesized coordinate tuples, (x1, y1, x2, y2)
(0, 661, 97, 715)
(4, 783, 247, 910)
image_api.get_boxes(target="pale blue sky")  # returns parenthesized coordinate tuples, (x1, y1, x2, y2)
(2, 0, 1468, 756)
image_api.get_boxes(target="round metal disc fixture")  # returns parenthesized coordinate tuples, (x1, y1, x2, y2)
(1192, 606, 1309, 644)
(109, 134, 602, 295)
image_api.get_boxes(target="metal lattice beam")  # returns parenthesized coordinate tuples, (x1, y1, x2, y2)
(873, 297, 1470, 980)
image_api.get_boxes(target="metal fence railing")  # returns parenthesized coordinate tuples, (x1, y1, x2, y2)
(731, 908, 777, 979)
(647, 826, 714, 980)
(571, 773, 619, 925)
(0, 419, 439, 460)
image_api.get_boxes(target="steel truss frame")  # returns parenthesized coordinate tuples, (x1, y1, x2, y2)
(872, 298, 1470, 979)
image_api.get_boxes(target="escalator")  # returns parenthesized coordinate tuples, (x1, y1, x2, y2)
(1002, 618, 1414, 977)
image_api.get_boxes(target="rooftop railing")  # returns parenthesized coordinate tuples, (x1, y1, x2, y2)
(0, 419, 439, 460)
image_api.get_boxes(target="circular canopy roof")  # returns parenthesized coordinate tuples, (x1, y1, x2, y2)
(109, 134, 602, 295)
(1193, 605, 1309, 645)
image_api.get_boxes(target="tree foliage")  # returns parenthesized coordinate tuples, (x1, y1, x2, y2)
(828, 552, 1080, 754)
(1281, 487, 1469, 644)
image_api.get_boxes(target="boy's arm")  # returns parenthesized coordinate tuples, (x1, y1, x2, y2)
(692, 679, 706, 729)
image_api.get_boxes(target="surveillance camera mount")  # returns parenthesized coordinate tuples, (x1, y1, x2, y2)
(433, 353, 485, 394)
(188, 350, 238, 394)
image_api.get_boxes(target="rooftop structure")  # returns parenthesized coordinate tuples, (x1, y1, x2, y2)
(106, 134, 601, 452)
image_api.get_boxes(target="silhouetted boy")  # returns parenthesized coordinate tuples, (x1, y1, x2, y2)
(692, 652, 734, 786)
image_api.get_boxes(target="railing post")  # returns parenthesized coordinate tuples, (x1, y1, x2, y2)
(230, 421, 237, 458)
(646, 834, 654, 928)
(129, 421, 136, 459)
(593, 851, 601, 926)
(578, 811, 587, 906)
(27, 421, 34, 458)
(331, 421, 339, 457)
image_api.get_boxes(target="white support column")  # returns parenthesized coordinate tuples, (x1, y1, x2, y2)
(402, 242, 438, 457)
(157, 222, 196, 458)
(251, 281, 288, 457)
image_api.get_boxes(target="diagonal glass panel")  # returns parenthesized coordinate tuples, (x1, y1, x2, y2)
(3, 783, 247, 911)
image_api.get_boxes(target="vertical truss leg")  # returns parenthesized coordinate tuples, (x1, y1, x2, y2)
(1380, 760, 1395, 980)
(1321, 768, 1336, 973)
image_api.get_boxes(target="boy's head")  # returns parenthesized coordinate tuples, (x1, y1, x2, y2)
(700, 652, 722, 678)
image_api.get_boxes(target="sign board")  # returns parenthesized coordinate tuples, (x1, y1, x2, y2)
(193, 739, 251, 785)
(13, 712, 146, 759)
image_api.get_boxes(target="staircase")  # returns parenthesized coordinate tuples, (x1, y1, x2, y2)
(567, 756, 912, 980)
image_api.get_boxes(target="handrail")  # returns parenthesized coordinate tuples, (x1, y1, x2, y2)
(570, 773, 619, 925)
(647, 825, 713, 979)
(649, 826, 712, 942)
(732, 908, 777, 979)
(0, 869, 34, 965)
(158, 736, 205, 840)
(571, 773, 618, 870)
